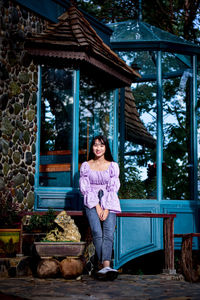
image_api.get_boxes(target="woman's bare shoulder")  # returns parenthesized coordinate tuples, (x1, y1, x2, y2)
(87, 160, 93, 166)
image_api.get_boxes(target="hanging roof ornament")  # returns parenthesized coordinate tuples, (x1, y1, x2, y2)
(25, 5, 140, 88)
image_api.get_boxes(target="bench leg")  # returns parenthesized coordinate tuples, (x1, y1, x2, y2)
(163, 218, 176, 274)
(181, 235, 198, 282)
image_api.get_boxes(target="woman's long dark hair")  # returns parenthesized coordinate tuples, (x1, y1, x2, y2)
(88, 135, 114, 162)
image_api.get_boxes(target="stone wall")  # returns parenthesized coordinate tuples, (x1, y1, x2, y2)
(0, 0, 47, 210)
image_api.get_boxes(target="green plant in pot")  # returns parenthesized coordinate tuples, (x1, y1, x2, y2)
(25, 208, 56, 233)
(0, 198, 22, 257)
(0, 198, 21, 228)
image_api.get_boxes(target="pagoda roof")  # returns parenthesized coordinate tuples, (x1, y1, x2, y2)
(25, 5, 140, 88)
(120, 87, 156, 148)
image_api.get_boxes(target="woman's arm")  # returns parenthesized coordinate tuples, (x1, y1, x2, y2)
(79, 162, 99, 209)
(104, 162, 121, 213)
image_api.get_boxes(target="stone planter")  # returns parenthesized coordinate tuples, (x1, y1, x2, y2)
(34, 241, 86, 258)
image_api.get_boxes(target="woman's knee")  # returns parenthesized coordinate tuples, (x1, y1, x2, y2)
(103, 231, 114, 242)
(91, 228, 102, 239)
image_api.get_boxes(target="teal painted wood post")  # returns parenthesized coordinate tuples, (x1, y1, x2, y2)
(156, 51, 163, 202)
(192, 55, 198, 202)
(34, 65, 42, 210)
(72, 70, 80, 188)
(189, 73, 194, 199)
(119, 88, 125, 175)
(108, 92, 114, 151)
(113, 89, 119, 162)
(94, 109, 99, 137)
(34, 66, 42, 192)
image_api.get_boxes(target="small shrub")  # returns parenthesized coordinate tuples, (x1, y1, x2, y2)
(0, 198, 21, 227)
(25, 209, 56, 233)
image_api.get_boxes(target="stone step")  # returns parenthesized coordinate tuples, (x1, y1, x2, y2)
(0, 256, 32, 278)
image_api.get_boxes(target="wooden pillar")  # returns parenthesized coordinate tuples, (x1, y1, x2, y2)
(163, 217, 176, 274)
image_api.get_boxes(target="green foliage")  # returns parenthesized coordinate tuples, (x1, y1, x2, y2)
(0, 198, 21, 227)
(40, 68, 73, 152)
(77, 0, 138, 23)
(119, 180, 147, 199)
(25, 209, 56, 233)
(119, 154, 147, 199)
(76, 0, 200, 43)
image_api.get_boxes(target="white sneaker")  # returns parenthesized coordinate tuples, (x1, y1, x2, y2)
(97, 267, 111, 274)
(97, 267, 118, 280)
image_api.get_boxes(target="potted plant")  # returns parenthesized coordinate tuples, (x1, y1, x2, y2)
(0, 198, 22, 257)
(25, 208, 56, 233)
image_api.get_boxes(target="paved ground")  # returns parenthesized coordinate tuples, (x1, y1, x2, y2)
(0, 274, 200, 300)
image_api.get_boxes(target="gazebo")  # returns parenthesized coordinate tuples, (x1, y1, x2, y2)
(107, 12, 200, 269)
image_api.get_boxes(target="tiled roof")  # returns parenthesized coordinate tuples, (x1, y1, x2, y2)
(25, 5, 140, 87)
(120, 87, 156, 148)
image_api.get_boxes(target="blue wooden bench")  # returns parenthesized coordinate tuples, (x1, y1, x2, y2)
(117, 212, 176, 274)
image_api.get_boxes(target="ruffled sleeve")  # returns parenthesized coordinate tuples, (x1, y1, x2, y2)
(79, 162, 99, 209)
(103, 162, 121, 213)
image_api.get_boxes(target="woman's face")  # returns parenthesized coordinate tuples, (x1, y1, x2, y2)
(93, 139, 106, 159)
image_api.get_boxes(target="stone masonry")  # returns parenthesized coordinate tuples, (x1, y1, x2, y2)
(0, 0, 47, 210)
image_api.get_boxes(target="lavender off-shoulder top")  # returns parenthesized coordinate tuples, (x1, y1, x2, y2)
(79, 161, 121, 213)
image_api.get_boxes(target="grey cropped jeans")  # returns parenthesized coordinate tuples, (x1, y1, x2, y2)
(85, 206, 116, 263)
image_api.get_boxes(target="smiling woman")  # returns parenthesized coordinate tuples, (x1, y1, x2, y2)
(79, 135, 121, 281)
(92, 141, 106, 162)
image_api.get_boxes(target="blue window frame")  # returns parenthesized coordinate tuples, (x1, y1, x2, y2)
(34, 68, 80, 211)
(34, 67, 118, 211)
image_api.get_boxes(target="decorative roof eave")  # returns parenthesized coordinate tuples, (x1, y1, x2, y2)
(119, 87, 156, 149)
(27, 48, 138, 88)
(25, 5, 141, 88)
(111, 40, 200, 56)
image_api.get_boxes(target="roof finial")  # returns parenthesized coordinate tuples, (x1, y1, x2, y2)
(70, 0, 77, 7)
(138, 0, 142, 22)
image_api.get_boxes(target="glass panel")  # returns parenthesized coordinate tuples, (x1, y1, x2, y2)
(109, 21, 152, 42)
(119, 83, 157, 199)
(39, 67, 74, 187)
(79, 75, 114, 164)
(162, 75, 190, 200)
(117, 50, 156, 77)
(161, 53, 191, 200)
(162, 53, 191, 74)
(116, 50, 193, 200)
(116, 51, 190, 79)
(108, 20, 194, 46)
(198, 66, 200, 201)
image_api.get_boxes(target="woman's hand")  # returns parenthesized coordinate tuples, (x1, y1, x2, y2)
(101, 209, 109, 221)
(96, 205, 110, 221)
(96, 204, 103, 220)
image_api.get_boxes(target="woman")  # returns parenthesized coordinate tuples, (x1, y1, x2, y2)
(79, 135, 121, 280)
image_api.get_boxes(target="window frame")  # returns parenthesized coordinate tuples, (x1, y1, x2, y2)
(34, 65, 119, 211)
(34, 67, 80, 210)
